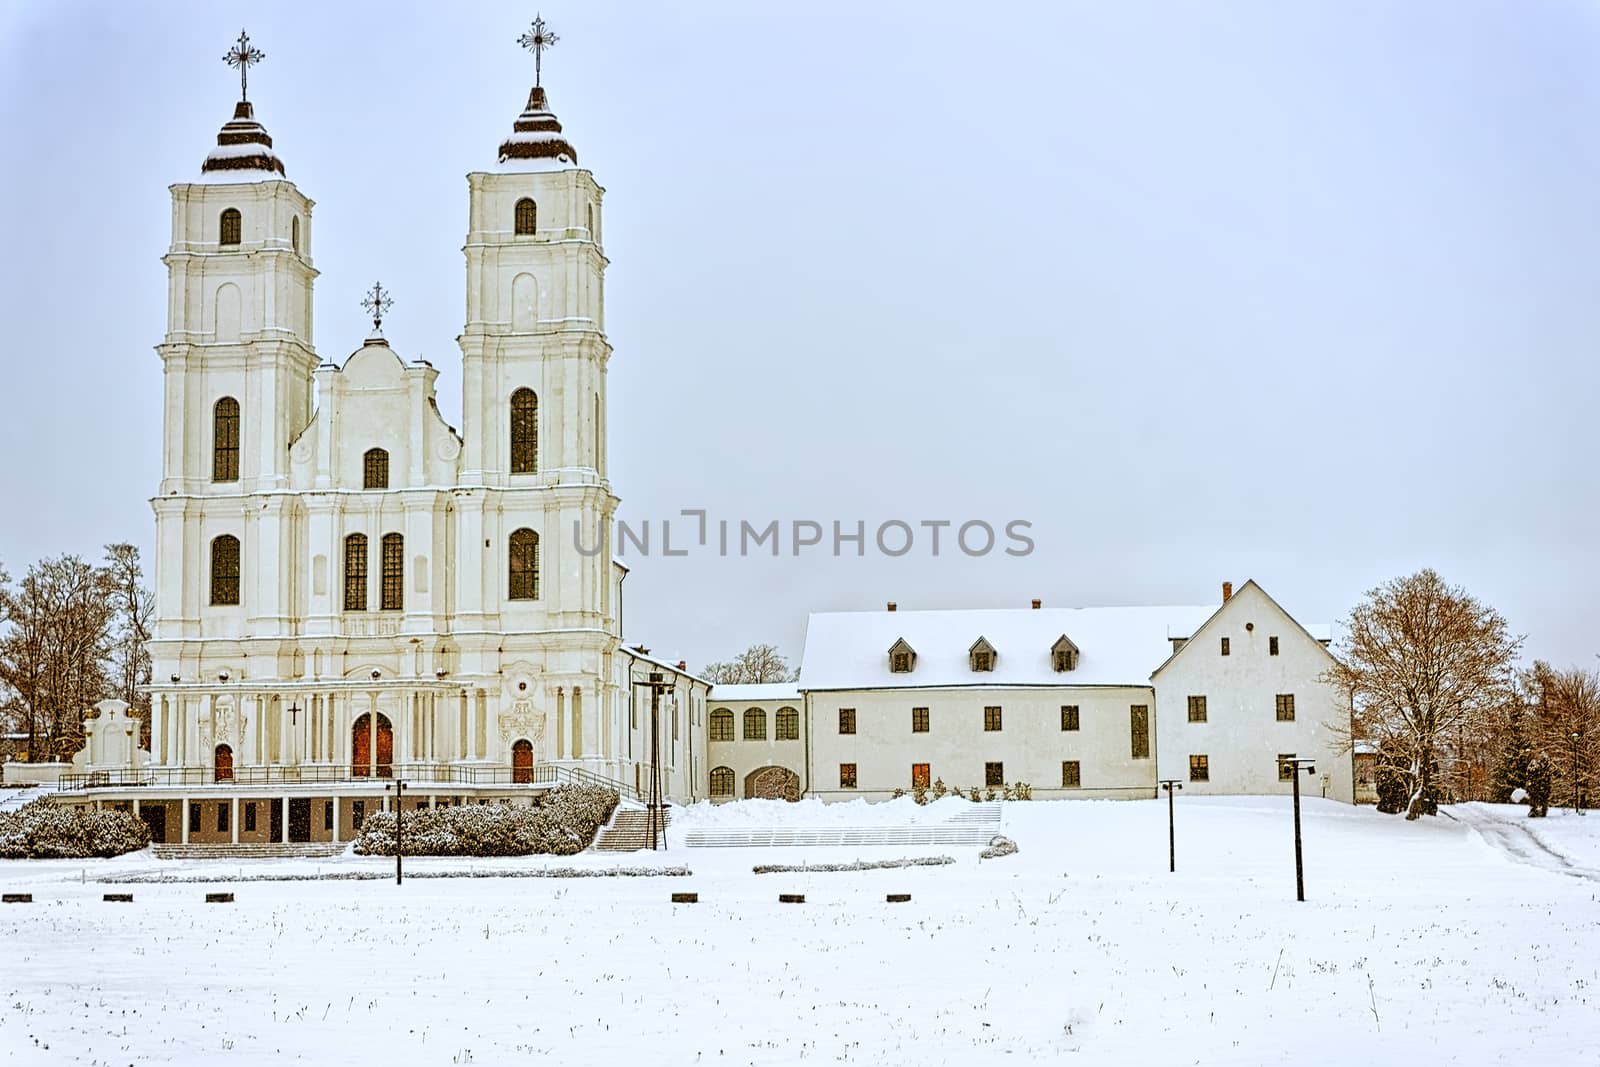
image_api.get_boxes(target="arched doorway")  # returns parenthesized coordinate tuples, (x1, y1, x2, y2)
(351, 712, 394, 778)
(214, 744, 234, 783)
(745, 765, 801, 801)
(511, 739, 534, 784)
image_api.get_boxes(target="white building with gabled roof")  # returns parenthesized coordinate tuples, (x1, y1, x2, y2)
(703, 581, 1352, 804)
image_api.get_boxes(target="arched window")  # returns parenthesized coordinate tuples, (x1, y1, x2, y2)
(344, 533, 368, 611)
(710, 766, 735, 797)
(213, 397, 240, 482)
(510, 388, 538, 474)
(363, 448, 389, 489)
(776, 706, 800, 741)
(210, 535, 240, 605)
(214, 744, 234, 783)
(743, 708, 767, 741)
(709, 708, 734, 743)
(290, 215, 300, 253)
(508, 528, 540, 600)
(219, 208, 241, 246)
(514, 198, 537, 236)
(381, 533, 404, 611)
(511, 739, 534, 784)
(586, 203, 593, 235)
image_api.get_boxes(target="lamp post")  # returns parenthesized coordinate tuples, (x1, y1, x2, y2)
(1571, 732, 1584, 815)
(631, 671, 671, 851)
(1278, 755, 1316, 902)
(1159, 779, 1182, 872)
(384, 778, 407, 884)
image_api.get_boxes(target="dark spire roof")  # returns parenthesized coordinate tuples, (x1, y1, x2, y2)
(498, 86, 578, 166)
(201, 101, 286, 177)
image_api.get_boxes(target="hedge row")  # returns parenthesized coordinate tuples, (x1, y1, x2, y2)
(351, 785, 619, 857)
(0, 800, 151, 859)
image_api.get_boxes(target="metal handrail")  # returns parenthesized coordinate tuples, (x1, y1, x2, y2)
(57, 762, 559, 792)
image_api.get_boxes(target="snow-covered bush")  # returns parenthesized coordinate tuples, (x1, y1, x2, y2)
(980, 834, 1018, 860)
(351, 785, 619, 856)
(0, 799, 150, 859)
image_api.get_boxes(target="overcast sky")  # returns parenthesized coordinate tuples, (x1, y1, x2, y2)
(1, 1, 1597, 673)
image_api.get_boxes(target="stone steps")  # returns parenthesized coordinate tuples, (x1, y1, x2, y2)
(593, 808, 671, 852)
(152, 842, 347, 860)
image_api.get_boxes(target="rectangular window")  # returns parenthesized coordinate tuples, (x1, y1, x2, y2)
(188, 803, 201, 833)
(352, 800, 366, 830)
(891, 651, 912, 673)
(912, 763, 930, 789)
(743, 710, 766, 741)
(984, 706, 1003, 732)
(1269, 635, 1279, 656)
(709, 712, 733, 742)
(380, 534, 404, 611)
(324, 801, 334, 831)
(1130, 705, 1150, 759)
(776, 707, 799, 740)
(1189, 754, 1210, 782)
(911, 707, 929, 733)
(839, 763, 857, 789)
(1279, 754, 1296, 781)
(1220, 637, 1230, 656)
(1061, 760, 1081, 788)
(1276, 693, 1296, 722)
(216, 802, 230, 833)
(838, 708, 856, 735)
(344, 535, 368, 612)
(1188, 695, 1207, 723)
(985, 761, 1005, 787)
(244, 802, 257, 832)
(1061, 705, 1080, 731)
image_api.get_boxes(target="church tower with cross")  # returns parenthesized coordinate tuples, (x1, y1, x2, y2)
(153, 30, 318, 638)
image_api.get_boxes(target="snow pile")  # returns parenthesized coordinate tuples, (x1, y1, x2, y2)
(979, 834, 1018, 859)
(671, 794, 992, 831)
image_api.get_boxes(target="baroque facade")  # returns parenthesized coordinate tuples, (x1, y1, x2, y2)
(50, 41, 709, 844)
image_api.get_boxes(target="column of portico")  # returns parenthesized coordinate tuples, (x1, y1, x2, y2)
(555, 687, 565, 759)
(475, 688, 488, 759)
(230, 797, 239, 844)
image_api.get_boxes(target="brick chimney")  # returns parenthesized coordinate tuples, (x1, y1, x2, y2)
(676, 660, 687, 671)
(1031, 598, 1042, 609)
(887, 601, 897, 612)
(1222, 581, 1233, 603)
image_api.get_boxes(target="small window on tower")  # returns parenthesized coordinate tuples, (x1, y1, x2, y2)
(514, 198, 537, 236)
(291, 215, 300, 253)
(220, 208, 241, 246)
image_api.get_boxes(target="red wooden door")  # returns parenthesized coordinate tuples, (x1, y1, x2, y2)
(512, 739, 534, 784)
(214, 744, 234, 783)
(352, 714, 371, 777)
(375, 717, 393, 778)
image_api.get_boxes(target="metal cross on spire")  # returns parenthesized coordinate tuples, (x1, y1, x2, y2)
(516, 15, 559, 87)
(360, 282, 394, 333)
(223, 30, 266, 103)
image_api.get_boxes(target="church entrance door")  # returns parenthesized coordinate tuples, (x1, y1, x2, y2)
(351, 712, 395, 778)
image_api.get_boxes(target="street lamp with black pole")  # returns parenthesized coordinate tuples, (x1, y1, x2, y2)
(631, 671, 672, 851)
(384, 778, 407, 884)
(1158, 779, 1182, 872)
(1572, 732, 1585, 815)
(1278, 754, 1316, 902)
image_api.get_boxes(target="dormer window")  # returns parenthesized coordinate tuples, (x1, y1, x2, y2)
(888, 637, 917, 674)
(1051, 634, 1080, 673)
(969, 637, 997, 673)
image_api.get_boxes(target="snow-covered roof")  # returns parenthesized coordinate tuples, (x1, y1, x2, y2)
(497, 85, 577, 169)
(708, 683, 801, 704)
(799, 606, 1220, 691)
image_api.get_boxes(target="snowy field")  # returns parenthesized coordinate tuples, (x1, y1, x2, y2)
(4, 797, 1599, 1065)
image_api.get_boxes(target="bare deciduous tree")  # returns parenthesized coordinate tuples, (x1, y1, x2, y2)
(104, 543, 154, 746)
(1523, 661, 1600, 811)
(701, 643, 796, 685)
(1327, 568, 1521, 819)
(0, 555, 117, 761)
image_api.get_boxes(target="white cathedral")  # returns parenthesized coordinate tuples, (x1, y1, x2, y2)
(42, 29, 1356, 846)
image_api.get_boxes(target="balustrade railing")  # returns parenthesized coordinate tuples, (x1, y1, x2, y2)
(58, 762, 558, 792)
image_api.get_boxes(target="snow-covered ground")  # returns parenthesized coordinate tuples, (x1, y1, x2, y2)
(4, 797, 1598, 1065)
